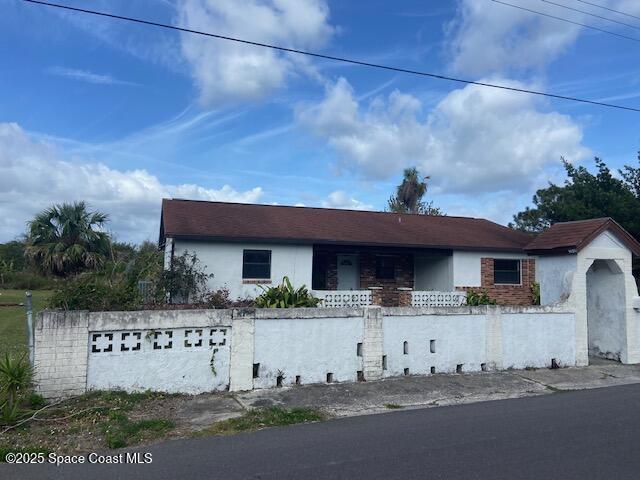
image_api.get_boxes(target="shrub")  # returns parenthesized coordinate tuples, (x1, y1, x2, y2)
(254, 276, 321, 308)
(154, 252, 213, 304)
(1, 271, 57, 290)
(531, 282, 541, 305)
(47, 274, 141, 311)
(0, 354, 33, 425)
(203, 288, 231, 308)
(466, 290, 497, 306)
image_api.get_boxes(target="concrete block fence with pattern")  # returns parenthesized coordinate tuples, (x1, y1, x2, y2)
(35, 303, 579, 399)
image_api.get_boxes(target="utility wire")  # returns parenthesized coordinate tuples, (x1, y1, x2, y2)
(575, 0, 640, 22)
(491, 0, 640, 43)
(539, 0, 640, 32)
(19, 0, 640, 113)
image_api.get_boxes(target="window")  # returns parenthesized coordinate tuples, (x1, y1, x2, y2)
(376, 255, 395, 280)
(242, 250, 271, 279)
(493, 259, 521, 285)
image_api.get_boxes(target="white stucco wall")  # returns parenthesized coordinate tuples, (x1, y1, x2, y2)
(172, 240, 314, 300)
(586, 260, 626, 361)
(414, 255, 453, 291)
(502, 312, 575, 368)
(567, 230, 640, 365)
(253, 315, 364, 388)
(452, 251, 533, 287)
(382, 313, 487, 375)
(537, 255, 577, 305)
(37, 305, 582, 398)
(86, 310, 233, 394)
(88, 327, 230, 394)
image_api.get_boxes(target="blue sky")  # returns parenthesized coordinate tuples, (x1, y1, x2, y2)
(2, 0, 640, 243)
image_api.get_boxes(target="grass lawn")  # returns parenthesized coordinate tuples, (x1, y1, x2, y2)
(0, 290, 51, 358)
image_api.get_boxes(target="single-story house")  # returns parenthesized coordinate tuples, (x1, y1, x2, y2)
(159, 199, 640, 312)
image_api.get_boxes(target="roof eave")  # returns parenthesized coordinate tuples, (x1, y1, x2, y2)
(165, 233, 528, 253)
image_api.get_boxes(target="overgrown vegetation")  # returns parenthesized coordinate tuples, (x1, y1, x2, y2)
(0, 390, 180, 458)
(0, 354, 34, 425)
(154, 251, 212, 304)
(204, 407, 325, 435)
(254, 276, 321, 308)
(103, 411, 174, 449)
(466, 290, 497, 306)
(47, 274, 142, 311)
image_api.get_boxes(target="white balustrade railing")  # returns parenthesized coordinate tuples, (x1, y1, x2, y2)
(314, 290, 373, 308)
(411, 291, 467, 308)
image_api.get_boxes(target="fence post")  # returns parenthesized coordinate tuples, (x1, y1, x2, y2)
(362, 306, 383, 381)
(25, 291, 34, 366)
(485, 305, 503, 370)
(229, 309, 255, 392)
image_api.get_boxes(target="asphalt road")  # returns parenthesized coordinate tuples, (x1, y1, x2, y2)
(4, 383, 640, 480)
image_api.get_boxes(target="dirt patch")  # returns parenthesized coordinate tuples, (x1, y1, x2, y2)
(0, 390, 242, 458)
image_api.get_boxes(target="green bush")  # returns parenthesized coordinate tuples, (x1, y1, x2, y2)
(466, 290, 497, 306)
(47, 274, 141, 311)
(1, 271, 57, 290)
(254, 276, 321, 308)
(0, 354, 33, 425)
(153, 251, 212, 304)
(531, 282, 541, 305)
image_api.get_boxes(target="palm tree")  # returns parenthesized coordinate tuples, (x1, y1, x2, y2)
(25, 201, 111, 277)
(387, 167, 443, 215)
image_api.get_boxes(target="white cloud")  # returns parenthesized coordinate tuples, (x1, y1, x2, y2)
(47, 67, 140, 86)
(298, 77, 589, 193)
(0, 123, 263, 243)
(322, 190, 373, 211)
(178, 0, 335, 106)
(445, 0, 640, 76)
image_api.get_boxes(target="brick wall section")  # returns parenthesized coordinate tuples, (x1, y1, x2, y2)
(320, 250, 414, 306)
(359, 253, 413, 306)
(397, 288, 413, 307)
(326, 254, 338, 290)
(34, 311, 89, 398)
(457, 258, 536, 306)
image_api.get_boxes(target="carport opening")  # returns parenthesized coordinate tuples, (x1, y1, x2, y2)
(586, 259, 626, 364)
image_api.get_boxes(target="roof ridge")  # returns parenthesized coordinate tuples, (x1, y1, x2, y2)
(553, 217, 611, 225)
(162, 197, 485, 221)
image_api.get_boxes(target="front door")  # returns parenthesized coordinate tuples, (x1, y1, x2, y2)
(337, 254, 359, 290)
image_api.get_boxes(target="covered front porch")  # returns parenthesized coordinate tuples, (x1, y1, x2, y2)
(311, 245, 466, 307)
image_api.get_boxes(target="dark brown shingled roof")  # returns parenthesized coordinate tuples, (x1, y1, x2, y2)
(160, 199, 533, 252)
(525, 218, 640, 256)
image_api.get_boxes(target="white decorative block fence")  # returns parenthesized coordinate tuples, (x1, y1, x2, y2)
(34, 304, 578, 399)
(314, 290, 372, 307)
(411, 291, 467, 307)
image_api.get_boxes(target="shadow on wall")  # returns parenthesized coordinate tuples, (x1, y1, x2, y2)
(586, 259, 626, 362)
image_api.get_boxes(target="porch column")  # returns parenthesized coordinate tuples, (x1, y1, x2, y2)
(397, 287, 413, 307)
(369, 286, 383, 306)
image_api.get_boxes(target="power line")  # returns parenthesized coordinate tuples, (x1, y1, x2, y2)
(20, 0, 640, 113)
(575, 0, 640, 22)
(539, 0, 640, 32)
(490, 0, 640, 43)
